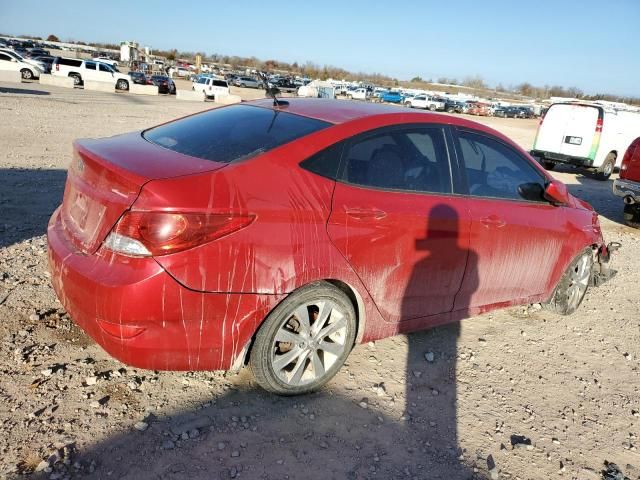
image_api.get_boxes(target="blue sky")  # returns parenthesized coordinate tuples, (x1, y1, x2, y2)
(2, 0, 639, 96)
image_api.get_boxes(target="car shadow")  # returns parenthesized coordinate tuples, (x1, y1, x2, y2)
(0, 168, 67, 248)
(0, 86, 50, 96)
(547, 164, 625, 226)
(24, 200, 480, 478)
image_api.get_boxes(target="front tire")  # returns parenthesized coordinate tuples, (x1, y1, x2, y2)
(543, 248, 593, 315)
(249, 281, 356, 395)
(116, 79, 129, 91)
(596, 153, 616, 181)
(20, 68, 34, 80)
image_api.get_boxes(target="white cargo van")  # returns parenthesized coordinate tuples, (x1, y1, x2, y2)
(531, 102, 640, 180)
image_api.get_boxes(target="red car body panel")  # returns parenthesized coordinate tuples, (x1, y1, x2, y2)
(620, 136, 640, 181)
(47, 99, 607, 371)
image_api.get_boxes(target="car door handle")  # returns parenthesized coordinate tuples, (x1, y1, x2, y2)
(345, 208, 387, 220)
(480, 215, 506, 228)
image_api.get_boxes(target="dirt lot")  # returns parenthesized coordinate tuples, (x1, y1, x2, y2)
(0, 82, 638, 480)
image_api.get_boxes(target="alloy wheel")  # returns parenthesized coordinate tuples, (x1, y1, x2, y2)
(567, 254, 590, 309)
(270, 300, 348, 387)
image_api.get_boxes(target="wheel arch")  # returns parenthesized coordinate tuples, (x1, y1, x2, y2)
(234, 278, 367, 371)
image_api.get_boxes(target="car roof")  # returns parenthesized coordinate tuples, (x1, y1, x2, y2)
(248, 98, 428, 124)
(246, 98, 523, 145)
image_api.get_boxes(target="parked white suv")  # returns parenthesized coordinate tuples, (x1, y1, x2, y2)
(192, 76, 230, 99)
(52, 57, 130, 90)
(0, 48, 43, 79)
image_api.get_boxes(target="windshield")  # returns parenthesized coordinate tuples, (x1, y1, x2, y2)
(143, 105, 330, 163)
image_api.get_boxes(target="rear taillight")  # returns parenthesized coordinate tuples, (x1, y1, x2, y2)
(55, 63, 59, 71)
(103, 211, 255, 257)
(595, 118, 603, 133)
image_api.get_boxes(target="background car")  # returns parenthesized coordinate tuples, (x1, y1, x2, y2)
(233, 76, 261, 88)
(0, 50, 43, 79)
(150, 74, 176, 94)
(467, 102, 491, 116)
(381, 91, 404, 103)
(192, 76, 230, 99)
(0, 48, 45, 78)
(612, 136, 640, 228)
(27, 47, 50, 57)
(92, 57, 118, 69)
(52, 56, 130, 89)
(31, 55, 54, 73)
(128, 71, 151, 85)
(444, 99, 465, 113)
(47, 99, 615, 397)
(409, 94, 445, 110)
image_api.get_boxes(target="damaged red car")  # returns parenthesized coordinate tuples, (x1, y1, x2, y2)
(48, 99, 618, 395)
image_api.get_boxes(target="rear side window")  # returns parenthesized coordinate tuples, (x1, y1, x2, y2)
(58, 57, 82, 67)
(144, 105, 331, 163)
(341, 127, 452, 194)
(300, 142, 344, 180)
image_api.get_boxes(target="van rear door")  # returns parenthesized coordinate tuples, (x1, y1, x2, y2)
(535, 103, 602, 159)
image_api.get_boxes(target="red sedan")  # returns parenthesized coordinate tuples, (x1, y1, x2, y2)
(48, 99, 617, 395)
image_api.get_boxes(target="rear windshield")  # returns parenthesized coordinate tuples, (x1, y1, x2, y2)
(143, 104, 331, 163)
(213, 80, 228, 87)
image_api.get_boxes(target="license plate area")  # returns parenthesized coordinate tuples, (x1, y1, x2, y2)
(565, 136, 582, 145)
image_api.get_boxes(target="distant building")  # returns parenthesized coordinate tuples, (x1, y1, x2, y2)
(120, 41, 152, 63)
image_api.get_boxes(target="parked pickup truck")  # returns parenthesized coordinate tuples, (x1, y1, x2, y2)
(409, 95, 445, 111)
(346, 88, 369, 101)
(613, 136, 640, 228)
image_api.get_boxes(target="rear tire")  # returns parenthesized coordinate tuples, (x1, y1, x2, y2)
(623, 203, 640, 228)
(249, 281, 356, 396)
(69, 73, 82, 86)
(542, 161, 555, 171)
(543, 248, 593, 315)
(429, 104, 436, 111)
(596, 153, 616, 181)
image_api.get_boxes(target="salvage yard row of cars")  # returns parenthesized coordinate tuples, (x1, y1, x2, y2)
(343, 86, 538, 118)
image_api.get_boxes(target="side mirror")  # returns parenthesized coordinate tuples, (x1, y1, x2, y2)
(517, 182, 545, 201)
(544, 180, 570, 206)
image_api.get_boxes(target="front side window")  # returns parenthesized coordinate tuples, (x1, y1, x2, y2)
(458, 130, 545, 201)
(84, 61, 96, 70)
(342, 127, 452, 194)
(99, 63, 112, 72)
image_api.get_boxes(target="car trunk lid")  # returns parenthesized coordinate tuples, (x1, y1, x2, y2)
(60, 132, 226, 254)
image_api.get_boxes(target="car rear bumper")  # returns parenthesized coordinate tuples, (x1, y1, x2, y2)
(47, 208, 278, 371)
(530, 150, 594, 167)
(613, 178, 640, 202)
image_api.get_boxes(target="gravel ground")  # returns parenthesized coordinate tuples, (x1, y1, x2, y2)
(0, 82, 639, 480)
